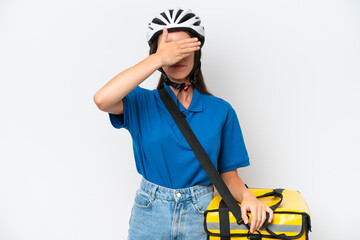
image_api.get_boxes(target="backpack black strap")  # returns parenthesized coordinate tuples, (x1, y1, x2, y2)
(158, 87, 243, 224)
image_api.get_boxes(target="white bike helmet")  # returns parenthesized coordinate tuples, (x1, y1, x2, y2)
(146, 7, 205, 48)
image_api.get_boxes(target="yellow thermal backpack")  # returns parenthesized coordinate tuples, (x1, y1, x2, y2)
(204, 188, 311, 240)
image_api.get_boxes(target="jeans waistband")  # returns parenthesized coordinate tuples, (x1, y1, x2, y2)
(140, 177, 214, 203)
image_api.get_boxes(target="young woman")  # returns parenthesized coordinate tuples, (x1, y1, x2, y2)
(94, 7, 273, 239)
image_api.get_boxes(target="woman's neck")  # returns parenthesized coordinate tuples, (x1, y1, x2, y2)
(169, 85, 194, 98)
(168, 81, 194, 109)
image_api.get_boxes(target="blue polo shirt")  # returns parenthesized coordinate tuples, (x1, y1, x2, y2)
(108, 83, 250, 189)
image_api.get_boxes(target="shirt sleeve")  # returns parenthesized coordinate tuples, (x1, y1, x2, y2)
(108, 86, 144, 133)
(217, 105, 250, 173)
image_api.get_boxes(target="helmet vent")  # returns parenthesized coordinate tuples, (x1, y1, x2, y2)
(174, 9, 184, 22)
(169, 9, 174, 18)
(160, 12, 170, 23)
(194, 20, 201, 26)
(178, 13, 195, 24)
(152, 18, 166, 25)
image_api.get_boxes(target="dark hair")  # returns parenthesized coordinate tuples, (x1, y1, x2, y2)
(148, 30, 212, 95)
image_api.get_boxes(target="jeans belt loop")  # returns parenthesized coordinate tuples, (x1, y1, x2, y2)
(150, 185, 158, 201)
(190, 187, 197, 204)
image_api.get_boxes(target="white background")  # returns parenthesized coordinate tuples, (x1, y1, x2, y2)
(1, 0, 359, 239)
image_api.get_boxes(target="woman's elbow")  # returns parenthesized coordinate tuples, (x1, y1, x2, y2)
(93, 91, 108, 111)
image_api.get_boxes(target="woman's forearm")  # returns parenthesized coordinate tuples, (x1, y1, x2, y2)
(94, 53, 163, 111)
(220, 169, 254, 202)
(221, 169, 274, 233)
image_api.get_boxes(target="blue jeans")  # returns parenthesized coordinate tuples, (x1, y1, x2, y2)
(128, 178, 214, 240)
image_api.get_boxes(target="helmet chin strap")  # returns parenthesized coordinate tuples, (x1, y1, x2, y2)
(159, 61, 201, 109)
(160, 61, 201, 93)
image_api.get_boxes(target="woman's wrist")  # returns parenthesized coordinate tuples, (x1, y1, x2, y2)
(240, 189, 256, 202)
(149, 53, 164, 69)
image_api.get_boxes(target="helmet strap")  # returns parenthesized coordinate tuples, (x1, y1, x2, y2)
(159, 60, 201, 92)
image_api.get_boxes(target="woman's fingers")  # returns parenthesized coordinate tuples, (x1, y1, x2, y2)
(241, 205, 249, 225)
(159, 27, 168, 44)
(255, 206, 261, 231)
(258, 206, 267, 231)
(180, 46, 201, 56)
(251, 206, 274, 232)
(179, 41, 201, 50)
(179, 42, 201, 55)
(177, 37, 199, 45)
(178, 38, 201, 51)
(256, 206, 263, 231)
(177, 40, 200, 51)
(250, 207, 258, 233)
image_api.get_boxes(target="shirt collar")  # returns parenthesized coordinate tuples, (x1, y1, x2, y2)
(163, 83, 203, 113)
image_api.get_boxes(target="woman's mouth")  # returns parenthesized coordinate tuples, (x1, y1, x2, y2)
(171, 65, 185, 69)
